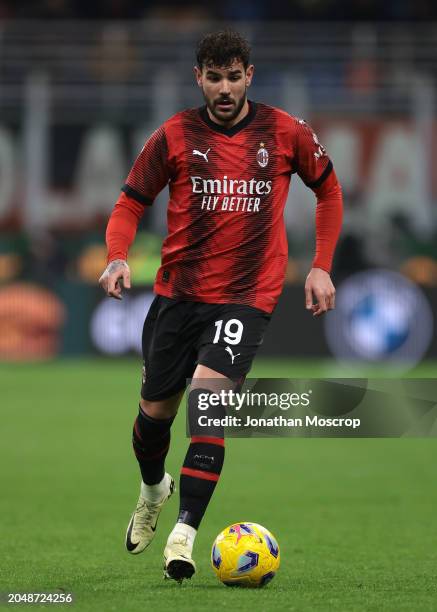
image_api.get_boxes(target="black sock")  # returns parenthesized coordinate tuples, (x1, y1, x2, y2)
(132, 405, 175, 485)
(178, 388, 225, 529)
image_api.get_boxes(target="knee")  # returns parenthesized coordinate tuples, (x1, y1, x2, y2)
(187, 387, 226, 439)
(140, 397, 178, 420)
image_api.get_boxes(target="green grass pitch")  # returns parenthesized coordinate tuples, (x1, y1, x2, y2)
(1, 358, 437, 611)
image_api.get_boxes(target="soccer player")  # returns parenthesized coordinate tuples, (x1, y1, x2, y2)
(99, 30, 342, 582)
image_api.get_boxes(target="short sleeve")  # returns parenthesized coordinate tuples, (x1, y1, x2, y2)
(293, 118, 333, 189)
(122, 125, 170, 206)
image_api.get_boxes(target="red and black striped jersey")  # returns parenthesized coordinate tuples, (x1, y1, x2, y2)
(118, 101, 341, 313)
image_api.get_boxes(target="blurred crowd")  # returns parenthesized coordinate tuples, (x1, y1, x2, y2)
(0, 1, 436, 291)
(0, 0, 437, 22)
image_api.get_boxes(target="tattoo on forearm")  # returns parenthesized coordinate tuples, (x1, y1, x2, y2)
(107, 259, 128, 274)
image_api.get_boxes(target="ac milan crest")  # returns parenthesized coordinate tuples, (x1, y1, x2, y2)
(256, 142, 269, 168)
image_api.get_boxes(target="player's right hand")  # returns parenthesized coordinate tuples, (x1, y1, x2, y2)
(98, 259, 131, 300)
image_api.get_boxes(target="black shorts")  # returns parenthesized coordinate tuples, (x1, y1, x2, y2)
(141, 295, 271, 401)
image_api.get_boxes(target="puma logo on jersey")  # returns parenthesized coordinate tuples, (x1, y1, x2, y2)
(225, 346, 240, 364)
(193, 148, 210, 162)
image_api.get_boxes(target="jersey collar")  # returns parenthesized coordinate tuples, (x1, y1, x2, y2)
(199, 100, 257, 137)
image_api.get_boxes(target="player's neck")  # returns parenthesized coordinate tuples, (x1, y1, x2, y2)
(206, 99, 250, 129)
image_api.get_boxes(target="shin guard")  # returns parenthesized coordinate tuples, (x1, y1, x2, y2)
(132, 405, 174, 485)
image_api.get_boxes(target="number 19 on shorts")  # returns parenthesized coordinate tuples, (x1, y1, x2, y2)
(213, 319, 243, 345)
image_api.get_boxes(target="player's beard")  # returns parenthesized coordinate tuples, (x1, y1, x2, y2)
(203, 88, 247, 125)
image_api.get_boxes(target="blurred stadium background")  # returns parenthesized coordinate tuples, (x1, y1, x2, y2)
(2, 3, 437, 610)
(0, 1, 436, 371)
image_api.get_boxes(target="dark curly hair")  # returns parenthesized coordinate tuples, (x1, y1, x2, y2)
(196, 30, 251, 70)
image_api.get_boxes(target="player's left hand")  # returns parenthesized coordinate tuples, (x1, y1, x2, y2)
(305, 267, 335, 317)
